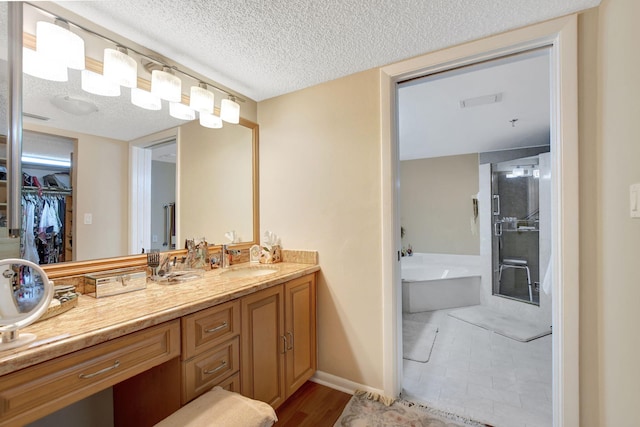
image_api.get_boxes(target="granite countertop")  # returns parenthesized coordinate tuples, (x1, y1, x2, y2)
(0, 262, 320, 376)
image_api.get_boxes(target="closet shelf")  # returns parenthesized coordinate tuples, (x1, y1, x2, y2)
(22, 186, 72, 195)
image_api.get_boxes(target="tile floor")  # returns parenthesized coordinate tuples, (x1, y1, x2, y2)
(402, 308, 552, 427)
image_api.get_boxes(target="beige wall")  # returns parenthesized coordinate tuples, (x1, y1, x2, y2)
(24, 123, 128, 261)
(178, 120, 253, 245)
(258, 69, 384, 388)
(259, 0, 640, 422)
(400, 154, 479, 255)
(579, 0, 640, 425)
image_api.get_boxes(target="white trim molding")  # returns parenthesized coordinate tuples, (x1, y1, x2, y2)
(311, 371, 384, 397)
(380, 15, 580, 427)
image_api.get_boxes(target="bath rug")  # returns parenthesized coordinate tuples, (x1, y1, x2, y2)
(403, 320, 439, 363)
(448, 305, 551, 342)
(334, 392, 488, 426)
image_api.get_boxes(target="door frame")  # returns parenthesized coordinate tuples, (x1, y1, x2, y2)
(128, 127, 180, 255)
(380, 15, 579, 427)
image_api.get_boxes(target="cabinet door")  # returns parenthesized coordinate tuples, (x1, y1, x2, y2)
(284, 273, 317, 398)
(241, 285, 286, 408)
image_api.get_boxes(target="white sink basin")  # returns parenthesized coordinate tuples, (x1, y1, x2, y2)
(220, 266, 278, 279)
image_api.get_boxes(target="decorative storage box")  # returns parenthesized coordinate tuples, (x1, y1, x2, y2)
(85, 268, 147, 298)
(259, 245, 282, 264)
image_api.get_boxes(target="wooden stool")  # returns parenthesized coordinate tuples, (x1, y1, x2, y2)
(155, 387, 277, 427)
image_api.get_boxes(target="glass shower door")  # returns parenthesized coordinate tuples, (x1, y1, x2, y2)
(491, 156, 541, 305)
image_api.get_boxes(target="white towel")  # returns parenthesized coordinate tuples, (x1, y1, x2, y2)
(155, 387, 277, 427)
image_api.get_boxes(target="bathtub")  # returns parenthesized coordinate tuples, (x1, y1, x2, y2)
(402, 253, 482, 313)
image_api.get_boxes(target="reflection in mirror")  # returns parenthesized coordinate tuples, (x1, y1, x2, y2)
(6, 2, 259, 267)
(0, 258, 53, 351)
(149, 141, 176, 252)
(0, 2, 19, 258)
(129, 119, 256, 256)
(21, 130, 73, 265)
(179, 120, 253, 246)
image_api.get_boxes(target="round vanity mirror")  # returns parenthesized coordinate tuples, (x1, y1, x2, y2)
(0, 259, 54, 351)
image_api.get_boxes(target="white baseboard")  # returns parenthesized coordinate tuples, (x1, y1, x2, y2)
(310, 371, 385, 396)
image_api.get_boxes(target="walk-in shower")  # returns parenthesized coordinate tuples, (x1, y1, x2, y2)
(491, 152, 548, 305)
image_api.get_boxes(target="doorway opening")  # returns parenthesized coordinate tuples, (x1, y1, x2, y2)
(129, 129, 179, 256)
(148, 141, 177, 252)
(381, 15, 580, 427)
(397, 47, 553, 426)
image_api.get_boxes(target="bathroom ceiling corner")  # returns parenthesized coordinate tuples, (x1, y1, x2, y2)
(398, 48, 552, 161)
(54, 0, 600, 103)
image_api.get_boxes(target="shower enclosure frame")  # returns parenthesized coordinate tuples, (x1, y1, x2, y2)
(490, 155, 545, 305)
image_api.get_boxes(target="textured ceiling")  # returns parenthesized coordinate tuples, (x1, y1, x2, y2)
(399, 48, 550, 160)
(55, 0, 600, 102)
(1, 0, 600, 146)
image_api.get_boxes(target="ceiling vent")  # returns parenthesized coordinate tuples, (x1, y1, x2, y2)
(460, 93, 502, 108)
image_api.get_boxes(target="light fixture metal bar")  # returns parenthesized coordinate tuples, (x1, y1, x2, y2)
(24, 1, 246, 103)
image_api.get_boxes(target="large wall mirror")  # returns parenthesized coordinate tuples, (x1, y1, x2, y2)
(1, 3, 259, 277)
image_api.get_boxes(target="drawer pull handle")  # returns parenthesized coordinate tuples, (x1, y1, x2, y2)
(79, 360, 121, 379)
(205, 321, 228, 333)
(287, 331, 294, 351)
(204, 360, 227, 375)
(282, 335, 287, 354)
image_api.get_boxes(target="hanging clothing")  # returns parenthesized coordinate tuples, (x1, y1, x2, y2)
(21, 192, 68, 265)
(22, 199, 40, 264)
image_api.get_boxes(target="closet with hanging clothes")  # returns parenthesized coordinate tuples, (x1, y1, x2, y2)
(21, 189, 71, 264)
(20, 130, 74, 264)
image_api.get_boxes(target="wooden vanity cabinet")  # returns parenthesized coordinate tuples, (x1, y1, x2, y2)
(284, 274, 317, 397)
(240, 284, 286, 407)
(241, 273, 317, 408)
(181, 300, 241, 404)
(0, 270, 317, 426)
(0, 320, 180, 427)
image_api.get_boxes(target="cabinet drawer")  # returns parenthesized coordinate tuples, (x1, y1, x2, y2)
(182, 300, 240, 360)
(182, 336, 239, 404)
(217, 372, 240, 394)
(0, 320, 180, 427)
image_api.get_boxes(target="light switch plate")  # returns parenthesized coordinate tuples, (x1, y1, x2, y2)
(84, 213, 93, 225)
(631, 183, 640, 218)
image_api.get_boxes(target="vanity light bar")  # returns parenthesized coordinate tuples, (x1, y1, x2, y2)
(24, 2, 246, 103)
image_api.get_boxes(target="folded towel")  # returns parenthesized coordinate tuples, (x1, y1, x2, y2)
(155, 386, 277, 427)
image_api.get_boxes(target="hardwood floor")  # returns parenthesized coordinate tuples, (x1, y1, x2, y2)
(275, 381, 352, 426)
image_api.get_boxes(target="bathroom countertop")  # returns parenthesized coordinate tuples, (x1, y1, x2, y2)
(0, 262, 320, 376)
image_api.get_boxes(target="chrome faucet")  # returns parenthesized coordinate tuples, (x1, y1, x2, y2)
(220, 244, 242, 268)
(221, 244, 229, 268)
